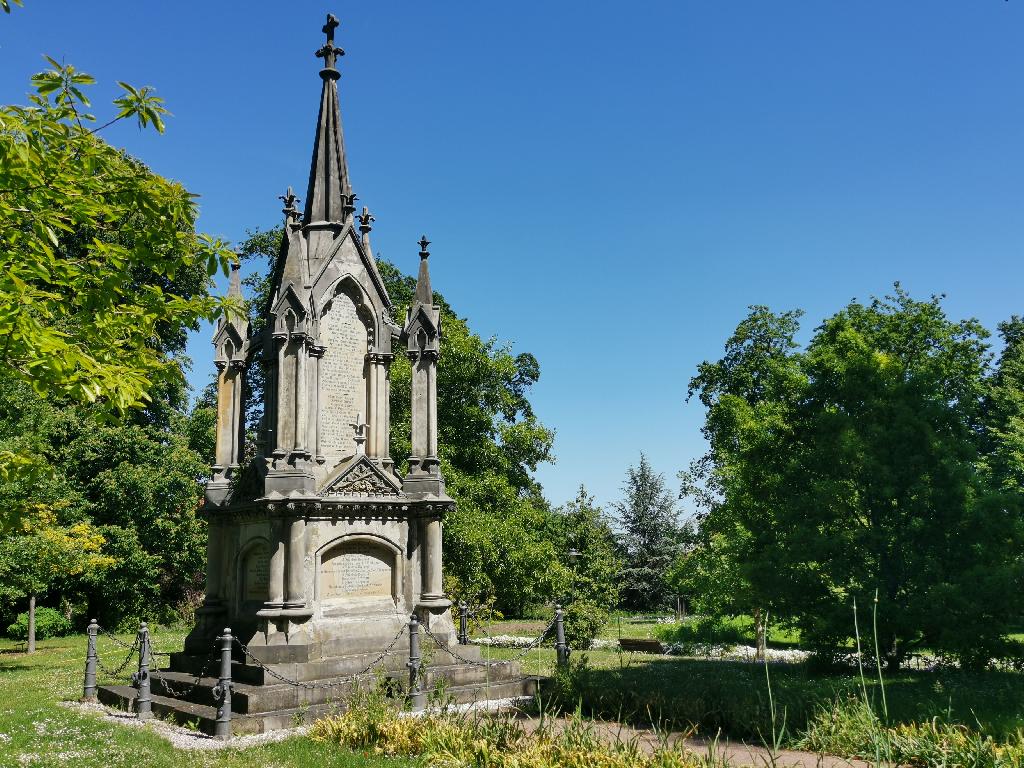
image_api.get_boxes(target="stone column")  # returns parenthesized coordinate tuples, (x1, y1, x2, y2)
(294, 336, 307, 454)
(409, 352, 428, 464)
(422, 517, 443, 600)
(266, 519, 286, 608)
(273, 333, 288, 458)
(383, 358, 392, 467)
(284, 515, 306, 607)
(311, 345, 325, 462)
(213, 361, 232, 468)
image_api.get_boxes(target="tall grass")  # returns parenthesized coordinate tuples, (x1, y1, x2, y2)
(311, 686, 729, 768)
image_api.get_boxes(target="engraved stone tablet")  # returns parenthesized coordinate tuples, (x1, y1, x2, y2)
(321, 541, 394, 601)
(242, 543, 270, 602)
(319, 292, 367, 458)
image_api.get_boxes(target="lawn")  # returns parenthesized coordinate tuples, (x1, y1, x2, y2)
(4, 622, 1024, 766)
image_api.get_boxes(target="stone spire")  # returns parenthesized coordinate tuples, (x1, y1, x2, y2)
(415, 235, 433, 304)
(303, 13, 353, 225)
(402, 236, 445, 500)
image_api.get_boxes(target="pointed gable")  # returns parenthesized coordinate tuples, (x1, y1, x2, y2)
(320, 454, 404, 498)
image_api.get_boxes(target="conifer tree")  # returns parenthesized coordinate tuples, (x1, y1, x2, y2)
(613, 454, 680, 611)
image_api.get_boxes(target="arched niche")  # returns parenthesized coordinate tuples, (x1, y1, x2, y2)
(237, 538, 270, 607)
(315, 534, 400, 612)
(317, 277, 374, 460)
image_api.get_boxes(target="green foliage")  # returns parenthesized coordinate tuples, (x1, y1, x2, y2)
(683, 287, 1024, 668)
(798, 697, 1024, 768)
(312, 684, 709, 767)
(6, 605, 71, 640)
(0, 61, 235, 533)
(613, 455, 680, 611)
(0, 59, 233, 413)
(555, 486, 621, 645)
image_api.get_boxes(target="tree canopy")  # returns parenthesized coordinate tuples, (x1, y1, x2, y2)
(681, 287, 1024, 668)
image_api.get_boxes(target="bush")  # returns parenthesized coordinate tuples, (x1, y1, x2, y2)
(6, 607, 73, 641)
(563, 600, 608, 650)
(653, 614, 747, 651)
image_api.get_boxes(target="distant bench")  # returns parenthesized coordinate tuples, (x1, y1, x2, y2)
(618, 638, 666, 654)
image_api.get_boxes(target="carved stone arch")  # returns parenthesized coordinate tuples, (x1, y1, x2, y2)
(320, 273, 378, 345)
(314, 532, 402, 607)
(272, 285, 308, 335)
(236, 536, 271, 608)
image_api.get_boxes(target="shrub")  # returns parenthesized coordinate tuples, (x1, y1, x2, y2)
(6, 607, 72, 641)
(653, 614, 747, 651)
(563, 600, 608, 650)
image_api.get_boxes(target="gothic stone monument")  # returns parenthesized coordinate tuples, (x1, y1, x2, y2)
(97, 15, 536, 733)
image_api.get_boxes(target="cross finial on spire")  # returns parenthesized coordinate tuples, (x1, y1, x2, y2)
(418, 235, 431, 259)
(316, 13, 345, 80)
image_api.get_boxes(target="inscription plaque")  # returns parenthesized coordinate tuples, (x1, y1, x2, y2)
(320, 292, 367, 457)
(321, 541, 394, 601)
(242, 543, 270, 602)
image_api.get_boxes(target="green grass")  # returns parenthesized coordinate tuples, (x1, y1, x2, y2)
(482, 642, 1024, 745)
(0, 629, 409, 768)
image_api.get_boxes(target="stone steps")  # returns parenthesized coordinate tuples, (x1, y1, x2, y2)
(148, 657, 517, 714)
(97, 675, 543, 737)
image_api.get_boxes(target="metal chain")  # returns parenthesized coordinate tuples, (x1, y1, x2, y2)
(423, 617, 555, 668)
(95, 638, 140, 681)
(233, 623, 407, 690)
(156, 654, 216, 699)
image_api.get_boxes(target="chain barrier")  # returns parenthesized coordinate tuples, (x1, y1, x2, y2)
(156, 654, 216, 699)
(233, 623, 408, 691)
(422, 617, 556, 668)
(95, 637, 140, 681)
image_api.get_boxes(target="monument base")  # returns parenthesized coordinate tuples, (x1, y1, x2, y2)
(97, 641, 541, 737)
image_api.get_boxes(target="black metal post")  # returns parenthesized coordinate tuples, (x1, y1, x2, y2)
(555, 604, 569, 668)
(213, 627, 233, 740)
(458, 601, 469, 645)
(81, 619, 98, 702)
(133, 621, 152, 719)
(407, 613, 425, 711)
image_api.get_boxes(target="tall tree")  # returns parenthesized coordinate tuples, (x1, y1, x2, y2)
(555, 486, 622, 646)
(613, 454, 679, 611)
(677, 306, 807, 655)
(685, 288, 1023, 669)
(0, 60, 234, 531)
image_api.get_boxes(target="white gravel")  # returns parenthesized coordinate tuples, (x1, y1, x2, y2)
(59, 700, 309, 751)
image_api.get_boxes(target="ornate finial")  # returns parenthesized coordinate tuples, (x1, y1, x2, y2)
(418, 235, 431, 259)
(279, 186, 301, 224)
(351, 412, 367, 455)
(316, 13, 345, 79)
(358, 206, 375, 235)
(342, 192, 358, 219)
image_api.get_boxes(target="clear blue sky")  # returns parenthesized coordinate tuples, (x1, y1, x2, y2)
(3, 2, 1022, 513)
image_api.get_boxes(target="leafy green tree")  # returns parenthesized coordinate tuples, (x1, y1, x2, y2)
(613, 454, 680, 611)
(237, 229, 558, 616)
(555, 485, 621, 647)
(0, 511, 112, 651)
(0, 61, 234, 530)
(677, 306, 807, 655)
(686, 288, 1024, 669)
